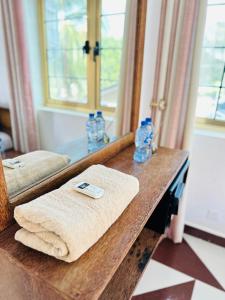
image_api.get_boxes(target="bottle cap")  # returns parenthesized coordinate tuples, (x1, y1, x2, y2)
(89, 113, 95, 118)
(145, 117, 152, 123)
(97, 111, 102, 116)
(141, 121, 146, 127)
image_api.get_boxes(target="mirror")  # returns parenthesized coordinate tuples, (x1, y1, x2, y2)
(0, 0, 140, 200)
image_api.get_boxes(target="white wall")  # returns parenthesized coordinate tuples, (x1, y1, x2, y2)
(185, 131, 225, 237)
(0, 13, 10, 108)
(139, 0, 162, 123)
(38, 108, 116, 151)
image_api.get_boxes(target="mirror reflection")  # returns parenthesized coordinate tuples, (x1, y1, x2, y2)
(0, 0, 135, 198)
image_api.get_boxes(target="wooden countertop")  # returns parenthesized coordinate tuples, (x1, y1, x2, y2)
(0, 145, 188, 300)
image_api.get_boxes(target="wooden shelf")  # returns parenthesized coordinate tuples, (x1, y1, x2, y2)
(0, 146, 188, 299)
(100, 228, 164, 300)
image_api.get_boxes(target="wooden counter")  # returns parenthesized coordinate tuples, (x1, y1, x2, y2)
(0, 145, 188, 300)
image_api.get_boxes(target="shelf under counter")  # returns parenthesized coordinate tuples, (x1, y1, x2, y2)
(0, 145, 188, 300)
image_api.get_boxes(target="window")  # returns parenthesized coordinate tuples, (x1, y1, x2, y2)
(196, 0, 225, 124)
(39, 0, 127, 112)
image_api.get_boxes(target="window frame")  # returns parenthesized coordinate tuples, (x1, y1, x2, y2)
(196, 2, 225, 128)
(38, 0, 117, 114)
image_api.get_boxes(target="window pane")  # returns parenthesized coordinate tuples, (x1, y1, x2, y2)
(208, 1, 225, 5)
(100, 50, 122, 108)
(196, 87, 219, 119)
(101, 15, 125, 48)
(199, 48, 225, 86)
(44, 0, 88, 104)
(45, 0, 86, 21)
(47, 49, 86, 78)
(101, 49, 122, 81)
(204, 5, 225, 47)
(196, 1, 225, 121)
(215, 88, 225, 121)
(101, 0, 126, 15)
(49, 77, 87, 103)
(99, 5, 126, 108)
(45, 18, 87, 49)
(100, 80, 118, 108)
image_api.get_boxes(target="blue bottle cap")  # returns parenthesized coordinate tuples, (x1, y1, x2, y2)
(145, 117, 152, 123)
(97, 111, 102, 116)
(141, 121, 146, 127)
(89, 113, 95, 118)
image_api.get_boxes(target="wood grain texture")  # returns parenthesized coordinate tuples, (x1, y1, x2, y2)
(0, 146, 188, 300)
(130, 0, 148, 132)
(0, 107, 12, 135)
(3, 150, 23, 159)
(100, 228, 164, 300)
(0, 157, 11, 231)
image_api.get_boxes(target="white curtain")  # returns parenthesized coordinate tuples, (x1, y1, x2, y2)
(152, 0, 207, 150)
(116, 0, 138, 136)
(150, 0, 207, 242)
(0, 0, 39, 153)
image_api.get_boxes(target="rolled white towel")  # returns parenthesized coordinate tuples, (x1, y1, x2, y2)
(14, 164, 139, 263)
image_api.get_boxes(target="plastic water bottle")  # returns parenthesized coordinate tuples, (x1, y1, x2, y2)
(133, 121, 149, 163)
(95, 111, 105, 142)
(145, 117, 154, 140)
(146, 117, 157, 153)
(145, 117, 154, 159)
(86, 113, 97, 151)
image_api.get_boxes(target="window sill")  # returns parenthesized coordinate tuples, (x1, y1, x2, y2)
(195, 117, 225, 139)
(194, 127, 225, 139)
(38, 106, 115, 122)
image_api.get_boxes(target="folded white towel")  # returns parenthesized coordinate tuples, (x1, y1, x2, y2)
(4, 150, 71, 197)
(14, 164, 139, 263)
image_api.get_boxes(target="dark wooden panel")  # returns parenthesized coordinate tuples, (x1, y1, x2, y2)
(100, 228, 164, 300)
(0, 157, 11, 231)
(0, 146, 188, 300)
(4, 150, 23, 159)
(0, 108, 11, 135)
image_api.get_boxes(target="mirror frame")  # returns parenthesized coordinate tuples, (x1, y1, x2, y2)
(0, 0, 147, 231)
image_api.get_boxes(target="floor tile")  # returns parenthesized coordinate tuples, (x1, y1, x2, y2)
(132, 280, 195, 300)
(184, 225, 225, 248)
(184, 234, 225, 290)
(192, 280, 225, 300)
(133, 259, 193, 296)
(153, 238, 223, 290)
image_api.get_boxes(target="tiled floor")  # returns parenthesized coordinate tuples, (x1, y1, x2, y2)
(132, 234, 225, 299)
